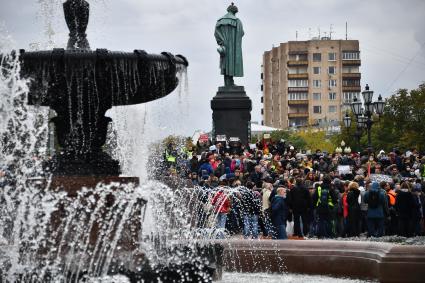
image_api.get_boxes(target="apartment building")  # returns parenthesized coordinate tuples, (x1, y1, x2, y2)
(261, 39, 361, 129)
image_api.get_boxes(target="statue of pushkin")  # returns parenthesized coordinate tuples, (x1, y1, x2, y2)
(214, 3, 244, 87)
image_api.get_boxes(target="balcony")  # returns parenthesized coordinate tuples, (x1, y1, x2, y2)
(342, 60, 361, 66)
(288, 112, 309, 118)
(288, 100, 308, 105)
(288, 87, 309, 92)
(287, 60, 308, 66)
(342, 86, 361, 92)
(288, 73, 308, 79)
(342, 73, 361, 79)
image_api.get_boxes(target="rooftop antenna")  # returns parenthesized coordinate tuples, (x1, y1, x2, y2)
(329, 24, 334, 39)
(318, 27, 321, 38)
(296, 30, 298, 41)
(345, 22, 348, 40)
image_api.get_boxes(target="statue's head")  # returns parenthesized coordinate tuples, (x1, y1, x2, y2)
(227, 2, 238, 14)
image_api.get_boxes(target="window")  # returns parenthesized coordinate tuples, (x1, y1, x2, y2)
(328, 66, 336, 74)
(289, 54, 308, 61)
(328, 53, 337, 61)
(313, 53, 321, 62)
(288, 67, 308, 74)
(329, 80, 337, 87)
(342, 52, 360, 60)
(313, 80, 321, 88)
(313, 67, 321, 74)
(328, 92, 337, 100)
(343, 92, 360, 103)
(342, 79, 360, 86)
(288, 80, 308, 87)
(328, 105, 337, 113)
(288, 93, 308, 100)
(342, 66, 359, 73)
(313, 93, 321, 100)
(313, 106, 322, 114)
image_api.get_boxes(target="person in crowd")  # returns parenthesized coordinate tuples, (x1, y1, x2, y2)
(312, 175, 337, 238)
(240, 182, 261, 239)
(211, 183, 232, 239)
(290, 177, 312, 238)
(412, 184, 424, 236)
(346, 181, 361, 236)
(364, 182, 386, 237)
(261, 182, 274, 238)
(395, 181, 414, 237)
(271, 187, 290, 240)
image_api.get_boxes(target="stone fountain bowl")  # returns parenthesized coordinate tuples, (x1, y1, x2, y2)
(19, 48, 188, 108)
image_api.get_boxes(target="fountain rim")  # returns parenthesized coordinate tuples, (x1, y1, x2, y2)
(16, 48, 188, 67)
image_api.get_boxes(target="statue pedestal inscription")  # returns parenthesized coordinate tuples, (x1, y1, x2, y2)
(211, 86, 252, 145)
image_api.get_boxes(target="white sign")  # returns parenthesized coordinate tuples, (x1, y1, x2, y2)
(229, 137, 240, 142)
(337, 165, 351, 175)
(369, 174, 393, 183)
(263, 133, 271, 139)
(216, 135, 227, 142)
(249, 144, 257, 150)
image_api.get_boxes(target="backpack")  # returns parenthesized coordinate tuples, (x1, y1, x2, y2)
(317, 186, 331, 213)
(368, 190, 380, 209)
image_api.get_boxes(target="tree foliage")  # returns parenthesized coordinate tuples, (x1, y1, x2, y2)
(333, 83, 425, 153)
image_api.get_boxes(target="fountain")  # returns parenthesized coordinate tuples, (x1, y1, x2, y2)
(19, 0, 188, 177)
(0, 1, 224, 282)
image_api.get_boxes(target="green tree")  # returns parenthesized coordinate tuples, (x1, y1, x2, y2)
(269, 130, 307, 150)
(333, 83, 425, 153)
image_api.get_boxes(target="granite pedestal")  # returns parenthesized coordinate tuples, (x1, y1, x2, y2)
(211, 86, 252, 145)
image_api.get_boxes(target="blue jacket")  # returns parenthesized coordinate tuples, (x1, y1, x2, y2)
(198, 162, 213, 178)
(364, 182, 386, 219)
(271, 195, 289, 226)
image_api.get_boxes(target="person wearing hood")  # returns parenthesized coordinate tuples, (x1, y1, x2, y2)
(364, 181, 386, 237)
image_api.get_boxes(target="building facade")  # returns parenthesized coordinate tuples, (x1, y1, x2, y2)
(261, 39, 361, 129)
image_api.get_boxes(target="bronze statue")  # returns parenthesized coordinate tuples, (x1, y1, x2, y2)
(215, 3, 244, 87)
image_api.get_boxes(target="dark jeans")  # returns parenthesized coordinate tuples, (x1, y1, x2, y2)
(275, 224, 287, 240)
(367, 218, 384, 237)
(293, 211, 309, 237)
(317, 214, 331, 238)
(347, 209, 361, 237)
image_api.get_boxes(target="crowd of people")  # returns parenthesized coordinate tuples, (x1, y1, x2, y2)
(162, 138, 425, 240)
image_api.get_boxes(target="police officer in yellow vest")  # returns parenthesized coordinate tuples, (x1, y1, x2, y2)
(313, 175, 338, 238)
(165, 143, 177, 168)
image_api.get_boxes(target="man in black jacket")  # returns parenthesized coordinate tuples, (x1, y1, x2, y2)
(290, 178, 312, 238)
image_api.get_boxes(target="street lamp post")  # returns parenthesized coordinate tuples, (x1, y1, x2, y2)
(350, 84, 385, 155)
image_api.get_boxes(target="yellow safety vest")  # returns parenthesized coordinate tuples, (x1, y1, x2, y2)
(165, 150, 176, 163)
(316, 186, 334, 208)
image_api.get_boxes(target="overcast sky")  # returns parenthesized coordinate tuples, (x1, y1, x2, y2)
(1, 0, 425, 137)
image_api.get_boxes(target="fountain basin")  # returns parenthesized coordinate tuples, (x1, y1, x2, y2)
(221, 240, 425, 283)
